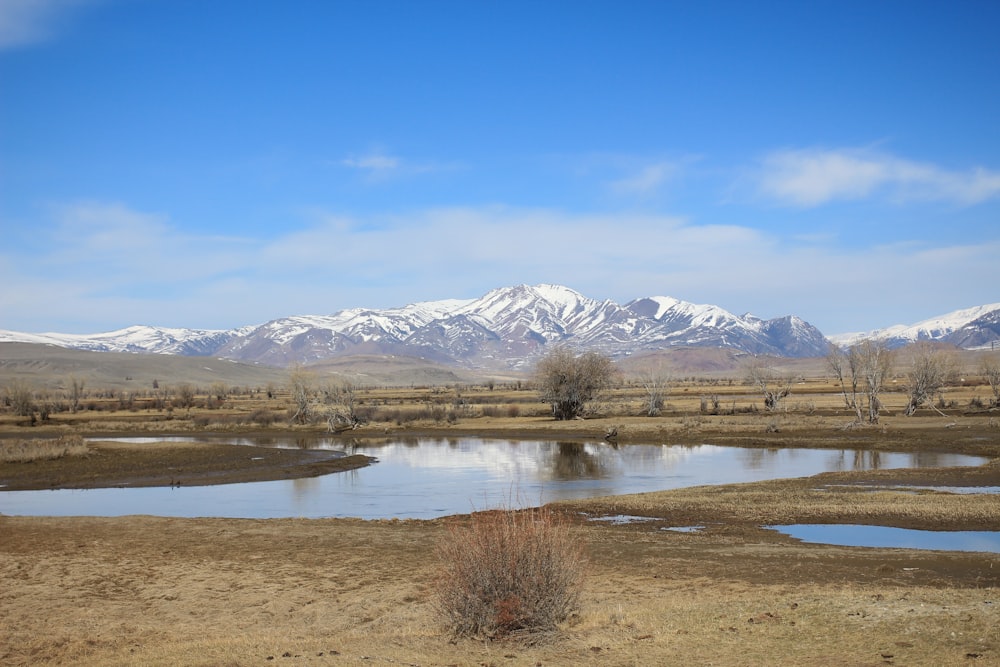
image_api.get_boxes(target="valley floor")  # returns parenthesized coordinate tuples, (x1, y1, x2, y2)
(1, 417, 998, 666)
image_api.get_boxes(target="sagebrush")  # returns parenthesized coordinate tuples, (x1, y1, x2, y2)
(434, 506, 585, 640)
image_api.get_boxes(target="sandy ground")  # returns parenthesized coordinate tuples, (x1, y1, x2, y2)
(1, 423, 999, 666)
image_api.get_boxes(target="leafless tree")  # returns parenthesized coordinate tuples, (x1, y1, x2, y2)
(902, 343, 957, 416)
(210, 381, 228, 402)
(321, 380, 364, 431)
(979, 354, 1000, 407)
(4, 380, 36, 417)
(828, 339, 893, 424)
(827, 343, 864, 422)
(68, 376, 85, 414)
(858, 340, 893, 423)
(174, 383, 196, 410)
(744, 358, 791, 411)
(536, 347, 616, 420)
(639, 365, 671, 417)
(288, 366, 316, 425)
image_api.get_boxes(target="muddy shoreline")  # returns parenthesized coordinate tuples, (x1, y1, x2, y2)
(0, 440, 374, 491)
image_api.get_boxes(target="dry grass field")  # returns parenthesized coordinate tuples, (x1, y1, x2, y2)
(1, 344, 999, 665)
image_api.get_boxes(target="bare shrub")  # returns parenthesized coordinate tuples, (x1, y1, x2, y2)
(744, 358, 791, 411)
(3, 380, 36, 417)
(174, 384, 196, 410)
(249, 408, 279, 426)
(639, 365, 671, 417)
(434, 506, 585, 640)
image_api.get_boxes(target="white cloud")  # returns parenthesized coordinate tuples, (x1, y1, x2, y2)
(0, 0, 91, 50)
(4, 200, 999, 334)
(756, 148, 1000, 207)
(338, 149, 457, 182)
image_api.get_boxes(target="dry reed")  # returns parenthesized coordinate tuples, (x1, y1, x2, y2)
(0, 435, 88, 463)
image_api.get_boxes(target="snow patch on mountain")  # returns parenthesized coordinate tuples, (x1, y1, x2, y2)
(5, 285, 995, 369)
(829, 302, 1000, 348)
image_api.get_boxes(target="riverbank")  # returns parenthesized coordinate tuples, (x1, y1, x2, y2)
(0, 439, 374, 491)
(1, 417, 998, 665)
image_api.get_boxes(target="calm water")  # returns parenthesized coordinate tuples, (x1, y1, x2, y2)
(0, 437, 987, 520)
(772, 524, 1000, 553)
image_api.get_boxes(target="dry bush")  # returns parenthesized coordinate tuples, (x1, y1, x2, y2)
(0, 435, 88, 463)
(434, 506, 585, 641)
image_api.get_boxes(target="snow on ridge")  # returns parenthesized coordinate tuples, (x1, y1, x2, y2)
(906, 302, 1000, 334)
(6, 285, 996, 364)
(828, 302, 1000, 346)
(639, 296, 684, 320)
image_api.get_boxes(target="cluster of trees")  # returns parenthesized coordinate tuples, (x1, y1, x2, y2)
(3, 344, 998, 428)
(288, 367, 363, 431)
(826, 340, 895, 423)
(532, 340, 997, 426)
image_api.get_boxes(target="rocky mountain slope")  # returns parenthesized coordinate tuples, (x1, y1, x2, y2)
(3, 285, 996, 369)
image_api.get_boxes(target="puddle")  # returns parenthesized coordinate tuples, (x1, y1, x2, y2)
(819, 484, 1000, 495)
(661, 525, 703, 533)
(770, 524, 1000, 553)
(588, 514, 657, 525)
(890, 486, 1000, 495)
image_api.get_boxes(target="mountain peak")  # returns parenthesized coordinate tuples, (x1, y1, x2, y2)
(5, 284, 994, 368)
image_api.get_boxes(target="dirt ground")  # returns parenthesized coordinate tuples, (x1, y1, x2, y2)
(1, 421, 999, 666)
(0, 440, 374, 491)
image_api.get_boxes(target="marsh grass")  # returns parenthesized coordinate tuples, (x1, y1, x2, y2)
(0, 435, 88, 463)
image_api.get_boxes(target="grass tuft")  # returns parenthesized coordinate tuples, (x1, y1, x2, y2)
(0, 435, 89, 463)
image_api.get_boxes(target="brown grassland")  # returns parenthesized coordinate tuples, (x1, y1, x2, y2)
(1, 352, 999, 666)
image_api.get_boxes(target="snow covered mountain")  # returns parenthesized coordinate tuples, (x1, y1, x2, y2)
(0, 284, 863, 369)
(828, 302, 1000, 350)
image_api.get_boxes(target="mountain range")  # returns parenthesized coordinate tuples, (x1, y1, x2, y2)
(2, 284, 998, 370)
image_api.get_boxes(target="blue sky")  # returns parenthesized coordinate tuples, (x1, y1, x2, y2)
(2, 0, 998, 336)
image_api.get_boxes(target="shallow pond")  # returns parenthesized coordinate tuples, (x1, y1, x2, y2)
(772, 524, 1000, 553)
(0, 437, 987, 520)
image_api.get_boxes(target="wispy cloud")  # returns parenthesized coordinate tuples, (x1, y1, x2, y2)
(609, 161, 678, 196)
(756, 147, 1000, 207)
(338, 149, 457, 182)
(340, 152, 400, 173)
(0, 0, 92, 50)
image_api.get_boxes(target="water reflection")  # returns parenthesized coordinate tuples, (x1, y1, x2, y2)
(549, 442, 609, 480)
(0, 437, 987, 520)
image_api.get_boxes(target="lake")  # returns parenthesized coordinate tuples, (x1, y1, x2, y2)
(0, 436, 987, 520)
